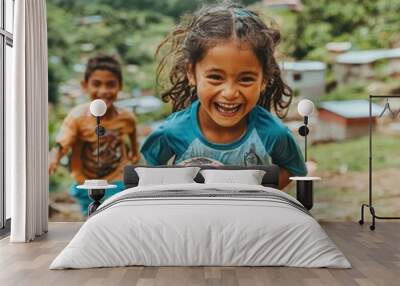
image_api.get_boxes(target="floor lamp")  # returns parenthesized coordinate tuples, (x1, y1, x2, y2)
(77, 99, 116, 215)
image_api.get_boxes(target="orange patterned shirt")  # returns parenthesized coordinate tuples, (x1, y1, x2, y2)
(56, 103, 136, 184)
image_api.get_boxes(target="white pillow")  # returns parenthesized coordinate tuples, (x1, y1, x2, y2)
(135, 167, 201, 186)
(200, 169, 266, 185)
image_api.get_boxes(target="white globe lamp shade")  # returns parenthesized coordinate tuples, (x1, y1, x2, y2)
(297, 99, 314, 117)
(90, 99, 107, 117)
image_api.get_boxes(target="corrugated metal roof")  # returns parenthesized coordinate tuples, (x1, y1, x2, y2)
(280, 61, 326, 71)
(336, 48, 400, 64)
(319, 100, 384, 118)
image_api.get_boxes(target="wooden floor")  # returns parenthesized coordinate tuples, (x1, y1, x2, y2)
(0, 222, 399, 286)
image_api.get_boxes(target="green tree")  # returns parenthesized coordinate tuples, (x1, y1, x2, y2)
(293, 0, 400, 60)
(47, 2, 79, 103)
(49, 0, 261, 19)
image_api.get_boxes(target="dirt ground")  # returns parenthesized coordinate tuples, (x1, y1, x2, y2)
(49, 168, 400, 222)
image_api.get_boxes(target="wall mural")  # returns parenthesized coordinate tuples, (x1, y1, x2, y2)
(47, 0, 400, 222)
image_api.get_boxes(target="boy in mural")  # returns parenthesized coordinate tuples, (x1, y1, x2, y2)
(49, 54, 139, 215)
(140, 2, 307, 189)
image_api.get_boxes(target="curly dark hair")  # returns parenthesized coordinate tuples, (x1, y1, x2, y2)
(156, 1, 292, 118)
(84, 54, 123, 86)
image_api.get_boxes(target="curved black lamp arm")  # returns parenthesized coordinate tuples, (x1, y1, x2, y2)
(95, 116, 106, 177)
(298, 116, 309, 162)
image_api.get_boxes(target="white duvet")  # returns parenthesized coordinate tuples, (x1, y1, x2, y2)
(50, 183, 351, 269)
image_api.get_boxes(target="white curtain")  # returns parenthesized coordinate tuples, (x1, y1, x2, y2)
(8, 0, 49, 242)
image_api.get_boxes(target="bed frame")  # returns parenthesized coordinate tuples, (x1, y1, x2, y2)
(124, 164, 313, 210)
(123, 164, 280, 189)
(122, 164, 314, 211)
(85, 165, 313, 215)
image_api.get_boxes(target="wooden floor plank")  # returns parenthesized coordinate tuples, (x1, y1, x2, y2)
(0, 222, 399, 286)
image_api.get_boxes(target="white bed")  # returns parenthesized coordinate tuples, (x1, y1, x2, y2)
(50, 183, 351, 269)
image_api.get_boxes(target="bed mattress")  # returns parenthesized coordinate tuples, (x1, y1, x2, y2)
(50, 183, 351, 269)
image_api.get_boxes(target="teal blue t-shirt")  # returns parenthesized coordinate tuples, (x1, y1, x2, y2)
(141, 101, 307, 176)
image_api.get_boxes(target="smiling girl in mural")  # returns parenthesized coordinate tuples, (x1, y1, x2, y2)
(141, 1, 307, 188)
(49, 55, 139, 215)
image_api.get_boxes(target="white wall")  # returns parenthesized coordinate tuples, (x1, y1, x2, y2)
(283, 70, 325, 100)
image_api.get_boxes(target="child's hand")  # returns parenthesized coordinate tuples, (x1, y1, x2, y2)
(130, 154, 140, 164)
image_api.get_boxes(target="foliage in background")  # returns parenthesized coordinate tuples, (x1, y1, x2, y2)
(47, 3, 80, 103)
(47, 0, 400, 102)
(47, 1, 176, 102)
(50, 0, 261, 19)
(293, 0, 400, 60)
(319, 83, 367, 102)
(47, 0, 262, 103)
(311, 134, 400, 173)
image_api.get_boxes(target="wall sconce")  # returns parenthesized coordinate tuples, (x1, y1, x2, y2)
(297, 99, 314, 162)
(291, 99, 320, 211)
(77, 99, 116, 216)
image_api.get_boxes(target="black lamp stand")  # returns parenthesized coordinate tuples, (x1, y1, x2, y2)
(87, 117, 106, 216)
(294, 115, 315, 210)
(88, 189, 105, 216)
(298, 116, 309, 162)
(296, 180, 313, 210)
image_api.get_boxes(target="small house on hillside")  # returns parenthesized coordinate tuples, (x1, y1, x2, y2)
(325, 42, 352, 63)
(317, 100, 383, 141)
(280, 61, 326, 100)
(334, 48, 400, 84)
